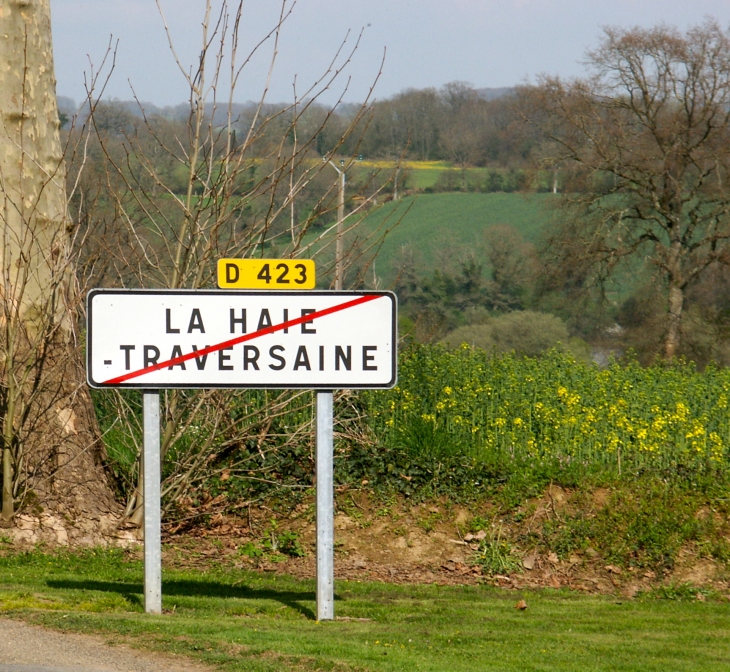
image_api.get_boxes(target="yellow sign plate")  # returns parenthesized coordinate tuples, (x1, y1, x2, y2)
(217, 259, 316, 290)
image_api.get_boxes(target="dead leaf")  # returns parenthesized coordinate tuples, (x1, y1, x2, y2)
(605, 565, 622, 574)
(522, 555, 536, 570)
(463, 533, 475, 542)
(515, 599, 528, 610)
(474, 530, 487, 541)
(549, 574, 561, 588)
(548, 552, 559, 564)
(221, 470, 230, 481)
(428, 507, 440, 514)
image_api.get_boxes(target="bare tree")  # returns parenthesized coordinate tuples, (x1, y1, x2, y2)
(76, 0, 390, 525)
(436, 83, 493, 190)
(529, 20, 730, 359)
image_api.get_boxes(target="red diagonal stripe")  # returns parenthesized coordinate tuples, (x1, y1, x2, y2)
(101, 294, 381, 385)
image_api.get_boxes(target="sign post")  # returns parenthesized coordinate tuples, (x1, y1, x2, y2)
(143, 389, 162, 615)
(87, 289, 396, 619)
(315, 390, 334, 620)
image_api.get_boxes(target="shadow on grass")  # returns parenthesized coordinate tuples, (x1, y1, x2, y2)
(46, 579, 320, 619)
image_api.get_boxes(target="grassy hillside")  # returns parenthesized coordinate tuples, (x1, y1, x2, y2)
(342, 192, 558, 284)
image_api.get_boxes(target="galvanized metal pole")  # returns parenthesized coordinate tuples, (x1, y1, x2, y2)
(143, 389, 162, 615)
(316, 390, 334, 621)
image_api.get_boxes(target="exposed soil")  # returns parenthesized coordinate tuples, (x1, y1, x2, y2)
(159, 487, 730, 599)
(2, 485, 728, 598)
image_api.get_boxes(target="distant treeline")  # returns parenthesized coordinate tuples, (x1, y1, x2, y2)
(59, 82, 534, 169)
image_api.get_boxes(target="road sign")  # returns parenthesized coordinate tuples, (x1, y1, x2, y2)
(217, 258, 316, 289)
(87, 289, 396, 389)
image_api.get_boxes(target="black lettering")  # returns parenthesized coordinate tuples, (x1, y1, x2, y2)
(283, 308, 289, 334)
(276, 263, 290, 284)
(243, 345, 260, 370)
(230, 309, 246, 333)
(269, 345, 286, 370)
(301, 309, 316, 334)
(293, 345, 311, 370)
(218, 347, 233, 370)
(165, 308, 180, 333)
(257, 309, 272, 331)
(120, 345, 135, 370)
(363, 346, 377, 370)
(335, 345, 352, 371)
(319, 345, 324, 371)
(225, 262, 240, 284)
(144, 345, 160, 368)
(188, 308, 205, 333)
(168, 345, 186, 370)
(294, 263, 307, 285)
(191, 345, 209, 370)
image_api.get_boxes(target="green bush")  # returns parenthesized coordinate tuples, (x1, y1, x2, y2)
(440, 310, 570, 356)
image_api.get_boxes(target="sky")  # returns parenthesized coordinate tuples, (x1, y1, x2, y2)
(52, 0, 730, 109)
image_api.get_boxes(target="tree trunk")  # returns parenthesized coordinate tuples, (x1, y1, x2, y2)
(664, 284, 684, 361)
(0, 0, 119, 532)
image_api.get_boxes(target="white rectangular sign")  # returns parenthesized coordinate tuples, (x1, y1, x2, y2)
(87, 290, 397, 389)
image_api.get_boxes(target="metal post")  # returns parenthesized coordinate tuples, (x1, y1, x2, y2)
(316, 390, 334, 621)
(143, 389, 162, 615)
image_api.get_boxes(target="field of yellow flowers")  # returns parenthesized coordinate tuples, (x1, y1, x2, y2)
(366, 346, 730, 478)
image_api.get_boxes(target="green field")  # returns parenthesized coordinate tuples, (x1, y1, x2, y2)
(1, 549, 729, 672)
(352, 161, 526, 192)
(353, 160, 459, 191)
(324, 192, 558, 285)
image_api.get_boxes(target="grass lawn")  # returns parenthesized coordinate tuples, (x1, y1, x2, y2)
(0, 549, 728, 671)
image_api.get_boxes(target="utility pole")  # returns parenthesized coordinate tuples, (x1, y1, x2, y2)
(326, 158, 346, 290)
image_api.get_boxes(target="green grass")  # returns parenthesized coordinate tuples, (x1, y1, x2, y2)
(339, 192, 557, 284)
(404, 162, 458, 190)
(352, 160, 458, 191)
(1, 549, 729, 671)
